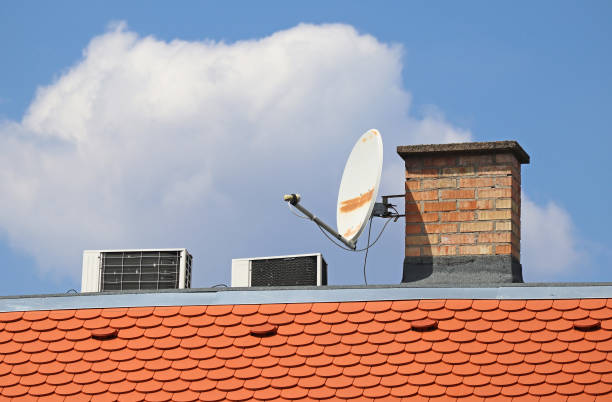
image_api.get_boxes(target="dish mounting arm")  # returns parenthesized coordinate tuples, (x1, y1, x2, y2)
(283, 194, 357, 250)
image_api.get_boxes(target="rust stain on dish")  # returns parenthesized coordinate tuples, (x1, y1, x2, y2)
(339, 188, 374, 213)
(362, 130, 379, 142)
(343, 226, 358, 238)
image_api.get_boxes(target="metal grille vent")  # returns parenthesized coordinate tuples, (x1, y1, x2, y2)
(251, 255, 327, 287)
(101, 251, 181, 291)
(185, 253, 192, 288)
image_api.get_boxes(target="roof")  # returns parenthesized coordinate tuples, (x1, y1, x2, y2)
(0, 285, 611, 401)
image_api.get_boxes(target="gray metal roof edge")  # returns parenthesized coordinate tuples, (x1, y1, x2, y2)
(1, 283, 612, 312)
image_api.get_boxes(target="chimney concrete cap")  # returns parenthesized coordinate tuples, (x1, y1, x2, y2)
(397, 140, 530, 164)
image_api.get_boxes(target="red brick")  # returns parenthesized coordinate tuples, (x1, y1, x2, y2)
(406, 213, 439, 223)
(495, 153, 518, 165)
(406, 203, 421, 214)
(423, 201, 456, 212)
(511, 233, 520, 247)
(495, 245, 512, 255)
(458, 200, 477, 210)
(509, 216, 521, 233)
(495, 199, 512, 209)
(423, 156, 458, 167)
(495, 222, 512, 231)
(406, 168, 438, 179)
(478, 210, 511, 221)
(477, 200, 495, 209)
(412, 190, 438, 201)
(459, 178, 494, 188)
(458, 200, 496, 210)
(441, 189, 475, 199)
(495, 177, 512, 186)
(511, 223, 520, 237)
(406, 224, 423, 234)
(478, 232, 512, 243)
(441, 166, 475, 176)
(459, 154, 494, 166)
(424, 223, 458, 234)
(441, 211, 475, 222)
(478, 165, 513, 176)
(405, 247, 421, 257)
(422, 246, 457, 256)
(459, 245, 493, 255)
(478, 188, 512, 198)
(460, 222, 494, 232)
(404, 158, 422, 168)
(440, 234, 475, 245)
(405, 181, 420, 191)
(422, 178, 456, 189)
(406, 234, 438, 245)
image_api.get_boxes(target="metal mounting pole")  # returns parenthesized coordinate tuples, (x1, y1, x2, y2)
(284, 194, 356, 250)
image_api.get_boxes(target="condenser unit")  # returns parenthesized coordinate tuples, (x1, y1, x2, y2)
(231, 253, 327, 287)
(81, 249, 192, 292)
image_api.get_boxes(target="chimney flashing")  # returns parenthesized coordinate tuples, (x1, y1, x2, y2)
(397, 140, 530, 164)
(402, 255, 524, 285)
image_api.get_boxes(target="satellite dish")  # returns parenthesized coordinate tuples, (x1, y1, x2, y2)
(337, 129, 383, 243)
(284, 129, 383, 249)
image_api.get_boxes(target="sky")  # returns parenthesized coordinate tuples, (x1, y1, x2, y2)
(0, 1, 611, 296)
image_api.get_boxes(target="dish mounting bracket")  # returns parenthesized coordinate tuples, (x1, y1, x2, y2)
(372, 194, 405, 220)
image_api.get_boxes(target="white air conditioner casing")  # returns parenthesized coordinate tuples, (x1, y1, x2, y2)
(81, 248, 192, 293)
(231, 253, 327, 287)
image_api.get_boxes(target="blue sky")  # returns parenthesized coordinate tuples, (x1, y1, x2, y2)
(0, 1, 611, 295)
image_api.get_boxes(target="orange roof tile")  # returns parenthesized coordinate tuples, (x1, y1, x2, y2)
(0, 295, 610, 399)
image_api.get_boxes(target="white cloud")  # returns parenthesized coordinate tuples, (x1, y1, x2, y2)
(0, 22, 576, 287)
(380, 108, 472, 196)
(521, 193, 581, 280)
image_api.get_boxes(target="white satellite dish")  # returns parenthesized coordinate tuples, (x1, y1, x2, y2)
(284, 129, 383, 249)
(337, 129, 383, 243)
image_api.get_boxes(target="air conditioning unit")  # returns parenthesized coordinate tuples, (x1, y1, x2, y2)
(81, 249, 192, 292)
(231, 253, 327, 287)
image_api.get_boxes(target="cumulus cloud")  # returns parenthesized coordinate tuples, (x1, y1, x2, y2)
(380, 106, 471, 195)
(0, 22, 575, 286)
(521, 193, 581, 280)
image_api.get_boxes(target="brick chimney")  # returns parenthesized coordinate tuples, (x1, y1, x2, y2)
(397, 141, 529, 284)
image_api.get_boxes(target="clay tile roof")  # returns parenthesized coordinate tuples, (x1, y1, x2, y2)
(0, 284, 611, 399)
